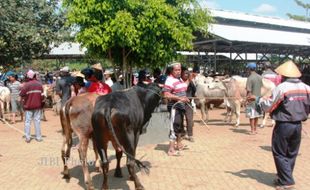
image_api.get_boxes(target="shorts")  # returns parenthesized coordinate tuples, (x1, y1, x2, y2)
(11, 98, 22, 113)
(245, 104, 263, 119)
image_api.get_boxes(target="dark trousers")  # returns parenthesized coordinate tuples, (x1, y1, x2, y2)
(169, 108, 185, 140)
(184, 104, 194, 137)
(272, 121, 302, 185)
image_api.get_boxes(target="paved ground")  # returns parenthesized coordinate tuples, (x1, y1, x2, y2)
(0, 108, 309, 190)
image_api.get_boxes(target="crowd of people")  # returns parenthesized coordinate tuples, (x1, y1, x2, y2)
(0, 59, 309, 190)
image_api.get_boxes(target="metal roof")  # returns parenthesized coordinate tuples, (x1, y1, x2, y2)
(210, 9, 310, 31)
(194, 10, 310, 57)
(210, 24, 310, 46)
(49, 42, 86, 55)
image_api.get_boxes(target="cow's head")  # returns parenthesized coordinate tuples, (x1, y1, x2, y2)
(135, 83, 162, 134)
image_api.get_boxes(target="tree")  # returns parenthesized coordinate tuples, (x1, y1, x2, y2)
(287, 0, 310, 21)
(63, 0, 212, 86)
(0, 0, 69, 69)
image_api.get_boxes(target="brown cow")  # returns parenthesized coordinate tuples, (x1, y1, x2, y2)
(60, 93, 101, 190)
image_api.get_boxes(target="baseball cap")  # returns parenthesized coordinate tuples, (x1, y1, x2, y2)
(246, 62, 257, 69)
(26, 70, 35, 79)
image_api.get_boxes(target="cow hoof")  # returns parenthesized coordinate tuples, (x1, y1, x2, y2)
(86, 181, 94, 190)
(102, 184, 109, 190)
(136, 185, 145, 190)
(95, 166, 102, 173)
(129, 175, 135, 181)
(114, 170, 123, 178)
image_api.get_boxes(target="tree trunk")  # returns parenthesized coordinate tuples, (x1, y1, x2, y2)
(122, 47, 128, 88)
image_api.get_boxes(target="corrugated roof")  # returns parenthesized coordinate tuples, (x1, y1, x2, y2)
(211, 9, 310, 30)
(210, 24, 310, 46)
(49, 42, 86, 55)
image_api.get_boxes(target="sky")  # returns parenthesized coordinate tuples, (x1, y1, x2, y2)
(199, 0, 309, 19)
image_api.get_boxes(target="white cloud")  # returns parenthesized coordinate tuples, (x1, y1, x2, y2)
(254, 3, 277, 14)
(199, 0, 220, 9)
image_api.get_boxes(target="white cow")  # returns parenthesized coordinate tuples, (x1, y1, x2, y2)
(223, 76, 275, 127)
(0, 86, 11, 120)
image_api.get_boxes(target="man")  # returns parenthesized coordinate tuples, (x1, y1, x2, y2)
(163, 62, 190, 156)
(55, 66, 74, 107)
(6, 71, 23, 124)
(181, 67, 196, 142)
(81, 67, 111, 95)
(104, 70, 114, 87)
(262, 61, 281, 86)
(245, 62, 263, 135)
(20, 70, 44, 143)
(249, 60, 310, 190)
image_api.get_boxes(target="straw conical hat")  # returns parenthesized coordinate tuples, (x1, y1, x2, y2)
(275, 60, 301, 78)
(91, 63, 103, 71)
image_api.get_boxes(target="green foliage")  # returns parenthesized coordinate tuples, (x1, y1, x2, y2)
(0, 0, 69, 68)
(287, 0, 310, 21)
(63, 0, 212, 69)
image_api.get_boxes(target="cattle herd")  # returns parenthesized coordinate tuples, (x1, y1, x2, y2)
(0, 70, 280, 190)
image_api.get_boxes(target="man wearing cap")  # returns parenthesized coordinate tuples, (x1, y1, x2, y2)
(245, 62, 263, 135)
(55, 66, 74, 107)
(249, 60, 310, 190)
(20, 70, 44, 143)
(6, 71, 22, 124)
(163, 62, 190, 156)
(81, 66, 111, 95)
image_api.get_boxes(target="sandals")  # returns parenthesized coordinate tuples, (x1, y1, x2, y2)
(167, 150, 181, 156)
(275, 185, 295, 190)
(273, 179, 295, 190)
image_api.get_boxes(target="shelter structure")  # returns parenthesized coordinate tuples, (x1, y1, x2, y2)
(189, 9, 310, 73)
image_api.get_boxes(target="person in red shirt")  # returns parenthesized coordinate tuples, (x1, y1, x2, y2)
(81, 64, 111, 95)
(20, 70, 44, 143)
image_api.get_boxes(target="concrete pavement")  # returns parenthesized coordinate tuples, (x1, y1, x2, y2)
(0, 109, 309, 190)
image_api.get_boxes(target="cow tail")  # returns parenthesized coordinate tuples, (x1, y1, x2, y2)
(105, 110, 149, 174)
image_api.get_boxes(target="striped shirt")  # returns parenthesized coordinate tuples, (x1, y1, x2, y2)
(163, 75, 188, 110)
(7, 81, 21, 99)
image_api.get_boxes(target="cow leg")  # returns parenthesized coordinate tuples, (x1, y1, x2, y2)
(127, 156, 144, 190)
(125, 133, 144, 190)
(114, 150, 123, 177)
(200, 101, 208, 123)
(235, 102, 241, 127)
(61, 134, 72, 180)
(92, 139, 101, 172)
(78, 137, 94, 190)
(224, 106, 230, 123)
(98, 143, 109, 190)
(0, 102, 3, 120)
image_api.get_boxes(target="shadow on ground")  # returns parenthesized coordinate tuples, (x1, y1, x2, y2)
(225, 169, 276, 187)
(66, 159, 151, 190)
(229, 128, 250, 135)
(154, 144, 169, 154)
(260, 145, 272, 152)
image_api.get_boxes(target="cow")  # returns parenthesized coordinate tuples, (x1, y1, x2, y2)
(91, 83, 161, 190)
(223, 76, 275, 127)
(60, 93, 101, 190)
(194, 79, 227, 122)
(0, 86, 10, 121)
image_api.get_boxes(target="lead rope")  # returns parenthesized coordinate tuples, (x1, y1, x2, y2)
(171, 101, 209, 130)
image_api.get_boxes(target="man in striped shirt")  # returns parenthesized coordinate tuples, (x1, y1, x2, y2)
(163, 62, 189, 156)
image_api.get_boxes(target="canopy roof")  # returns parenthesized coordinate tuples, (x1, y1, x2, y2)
(194, 9, 310, 58)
